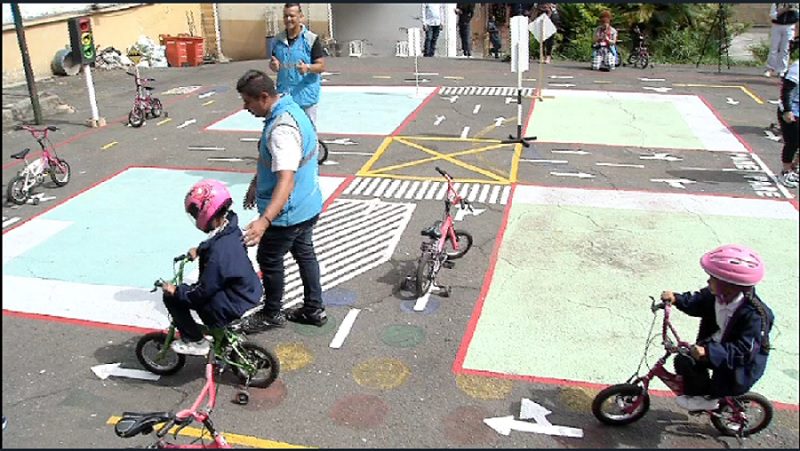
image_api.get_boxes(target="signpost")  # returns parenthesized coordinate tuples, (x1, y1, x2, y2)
(68, 16, 105, 127)
(502, 15, 537, 147)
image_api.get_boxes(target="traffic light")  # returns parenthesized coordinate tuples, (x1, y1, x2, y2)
(68, 16, 96, 65)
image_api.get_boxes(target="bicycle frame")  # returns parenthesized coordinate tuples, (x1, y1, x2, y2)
(13, 126, 63, 191)
(433, 168, 469, 255)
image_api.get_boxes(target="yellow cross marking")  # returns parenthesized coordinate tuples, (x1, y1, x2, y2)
(672, 83, 764, 104)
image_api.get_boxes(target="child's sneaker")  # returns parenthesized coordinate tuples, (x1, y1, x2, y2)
(779, 171, 799, 188)
(170, 338, 211, 356)
(676, 395, 719, 411)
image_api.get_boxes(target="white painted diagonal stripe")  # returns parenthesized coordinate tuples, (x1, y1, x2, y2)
(416, 180, 431, 200)
(478, 184, 491, 203)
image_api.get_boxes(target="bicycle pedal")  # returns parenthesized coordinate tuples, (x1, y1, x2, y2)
(442, 261, 455, 269)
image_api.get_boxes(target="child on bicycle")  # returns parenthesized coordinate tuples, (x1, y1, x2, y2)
(660, 244, 774, 411)
(161, 179, 263, 356)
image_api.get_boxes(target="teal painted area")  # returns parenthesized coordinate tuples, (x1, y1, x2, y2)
(463, 204, 799, 404)
(3, 168, 256, 288)
(526, 97, 705, 149)
(207, 90, 424, 135)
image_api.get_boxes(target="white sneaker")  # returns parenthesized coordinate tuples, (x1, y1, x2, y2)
(764, 69, 774, 78)
(779, 171, 799, 188)
(170, 338, 211, 356)
(788, 170, 799, 183)
(676, 395, 719, 411)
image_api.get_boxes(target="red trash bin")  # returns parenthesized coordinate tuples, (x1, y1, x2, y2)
(164, 36, 188, 67)
(183, 37, 205, 67)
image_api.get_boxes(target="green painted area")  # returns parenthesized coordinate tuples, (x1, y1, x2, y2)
(381, 324, 425, 348)
(462, 203, 799, 404)
(292, 316, 337, 337)
(526, 96, 704, 150)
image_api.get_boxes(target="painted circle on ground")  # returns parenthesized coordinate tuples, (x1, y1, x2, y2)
(322, 287, 357, 307)
(292, 315, 337, 337)
(352, 357, 411, 390)
(241, 379, 287, 411)
(455, 374, 513, 400)
(441, 405, 494, 445)
(380, 324, 425, 348)
(399, 298, 441, 315)
(274, 342, 314, 371)
(329, 394, 388, 429)
(558, 386, 597, 413)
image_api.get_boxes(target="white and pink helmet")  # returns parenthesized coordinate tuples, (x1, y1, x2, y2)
(700, 244, 765, 287)
(184, 179, 232, 232)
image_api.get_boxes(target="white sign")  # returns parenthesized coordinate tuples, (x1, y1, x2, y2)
(529, 14, 556, 43)
(408, 27, 423, 57)
(510, 15, 529, 73)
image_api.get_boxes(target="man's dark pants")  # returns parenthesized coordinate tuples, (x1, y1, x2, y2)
(424, 25, 442, 57)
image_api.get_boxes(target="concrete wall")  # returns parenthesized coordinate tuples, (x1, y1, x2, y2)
(2, 4, 202, 85)
(731, 3, 771, 26)
(331, 3, 423, 57)
(218, 3, 330, 62)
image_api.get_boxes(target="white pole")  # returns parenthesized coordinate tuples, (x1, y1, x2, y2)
(83, 64, 100, 121)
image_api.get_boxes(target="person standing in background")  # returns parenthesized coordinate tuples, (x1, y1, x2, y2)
(765, 3, 799, 77)
(455, 3, 475, 57)
(422, 3, 445, 57)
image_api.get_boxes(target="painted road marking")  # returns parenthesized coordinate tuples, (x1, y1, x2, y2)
(157, 118, 172, 126)
(484, 415, 583, 438)
(443, 75, 464, 80)
(2, 217, 20, 228)
(726, 97, 739, 105)
(550, 171, 594, 179)
(202, 100, 215, 106)
(440, 86, 535, 97)
(413, 286, 433, 311)
(3, 219, 73, 264)
(162, 86, 201, 95)
(672, 83, 764, 104)
(642, 86, 672, 93)
(372, 178, 392, 197)
(329, 308, 361, 349)
(747, 152, 793, 199)
(91, 363, 160, 381)
(473, 104, 481, 114)
(415, 180, 431, 200)
(460, 127, 470, 139)
(521, 159, 567, 164)
(198, 91, 216, 99)
(329, 151, 373, 157)
(640, 152, 682, 162)
(177, 119, 197, 129)
(372, 75, 392, 79)
(101, 141, 118, 150)
(434, 115, 445, 126)
(106, 416, 309, 448)
(650, 178, 696, 189)
(344, 177, 509, 205)
(595, 162, 644, 169)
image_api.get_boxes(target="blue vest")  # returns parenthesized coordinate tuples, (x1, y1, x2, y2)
(273, 26, 321, 108)
(257, 95, 322, 226)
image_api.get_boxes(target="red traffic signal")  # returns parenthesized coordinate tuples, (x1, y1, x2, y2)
(78, 18, 91, 32)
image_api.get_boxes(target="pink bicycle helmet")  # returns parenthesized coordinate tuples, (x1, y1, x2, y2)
(700, 244, 765, 287)
(184, 179, 232, 232)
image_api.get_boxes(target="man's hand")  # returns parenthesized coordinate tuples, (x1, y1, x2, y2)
(690, 344, 707, 361)
(187, 247, 198, 261)
(244, 180, 256, 210)
(162, 282, 177, 296)
(297, 61, 310, 75)
(660, 291, 676, 304)
(783, 110, 796, 124)
(269, 56, 280, 72)
(243, 217, 270, 247)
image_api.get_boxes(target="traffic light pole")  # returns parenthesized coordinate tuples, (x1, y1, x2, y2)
(83, 64, 104, 127)
(11, 3, 43, 125)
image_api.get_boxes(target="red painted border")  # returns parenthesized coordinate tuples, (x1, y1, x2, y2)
(323, 174, 355, 211)
(390, 86, 441, 136)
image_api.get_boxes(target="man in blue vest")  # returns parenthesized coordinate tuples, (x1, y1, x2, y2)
(238, 70, 327, 328)
(269, 3, 326, 125)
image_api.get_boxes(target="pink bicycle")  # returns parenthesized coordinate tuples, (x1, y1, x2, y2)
(115, 351, 231, 448)
(7, 125, 71, 205)
(127, 70, 164, 127)
(592, 297, 773, 438)
(410, 167, 474, 298)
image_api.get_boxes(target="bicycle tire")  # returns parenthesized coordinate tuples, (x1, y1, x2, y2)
(711, 392, 773, 437)
(444, 230, 473, 260)
(128, 106, 145, 128)
(136, 332, 186, 375)
(6, 175, 28, 205)
(415, 251, 436, 298)
(592, 384, 650, 426)
(627, 52, 638, 67)
(49, 158, 71, 187)
(639, 54, 649, 69)
(150, 98, 163, 118)
(317, 140, 329, 165)
(230, 342, 280, 388)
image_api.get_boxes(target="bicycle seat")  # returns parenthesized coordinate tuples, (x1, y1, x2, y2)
(114, 411, 174, 438)
(10, 149, 31, 159)
(420, 222, 442, 239)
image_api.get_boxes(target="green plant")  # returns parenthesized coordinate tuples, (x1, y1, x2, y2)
(749, 40, 770, 65)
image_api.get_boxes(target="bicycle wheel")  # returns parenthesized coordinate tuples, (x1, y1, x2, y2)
(128, 106, 145, 128)
(317, 140, 329, 165)
(149, 98, 163, 118)
(639, 54, 649, 69)
(6, 175, 28, 205)
(592, 384, 650, 426)
(711, 392, 773, 437)
(49, 158, 71, 187)
(627, 52, 639, 67)
(444, 230, 473, 260)
(136, 332, 186, 375)
(230, 342, 280, 388)
(415, 251, 436, 298)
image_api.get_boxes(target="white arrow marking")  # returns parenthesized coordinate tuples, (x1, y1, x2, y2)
(197, 91, 216, 99)
(494, 117, 505, 127)
(239, 137, 259, 142)
(726, 97, 739, 105)
(643, 86, 672, 93)
(520, 159, 568, 164)
(596, 162, 644, 168)
(639, 152, 683, 162)
(550, 171, 594, 179)
(519, 398, 552, 425)
(414, 72, 439, 76)
(176, 119, 197, 129)
(768, 99, 780, 105)
(2, 217, 21, 228)
(505, 97, 515, 104)
(322, 138, 358, 146)
(413, 285, 433, 311)
(552, 149, 590, 155)
(207, 157, 245, 162)
(484, 416, 583, 438)
(639, 77, 666, 82)
(473, 104, 481, 114)
(91, 363, 160, 381)
(763, 130, 781, 141)
(651, 178, 696, 189)
(460, 127, 470, 139)
(434, 115, 446, 126)
(549, 83, 576, 88)
(321, 160, 339, 166)
(454, 206, 485, 222)
(329, 308, 361, 349)
(549, 75, 574, 79)
(444, 95, 459, 103)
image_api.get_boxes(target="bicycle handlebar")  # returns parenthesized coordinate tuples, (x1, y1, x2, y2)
(14, 124, 58, 133)
(435, 166, 449, 178)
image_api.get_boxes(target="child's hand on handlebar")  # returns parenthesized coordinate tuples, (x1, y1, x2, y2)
(161, 282, 177, 296)
(660, 291, 676, 304)
(690, 344, 707, 361)
(187, 247, 198, 261)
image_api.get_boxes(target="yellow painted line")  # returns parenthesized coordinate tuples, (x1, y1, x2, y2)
(356, 136, 393, 176)
(372, 75, 392, 79)
(397, 136, 502, 143)
(202, 100, 215, 106)
(737, 86, 764, 105)
(157, 118, 173, 126)
(369, 141, 509, 175)
(509, 143, 523, 183)
(393, 138, 509, 183)
(101, 141, 118, 150)
(672, 83, 764, 104)
(358, 173, 503, 183)
(106, 416, 311, 449)
(443, 76, 464, 80)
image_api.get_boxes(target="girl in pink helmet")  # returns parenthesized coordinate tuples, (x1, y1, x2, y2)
(160, 179, 263, 356)
(660, 244, 774, 411)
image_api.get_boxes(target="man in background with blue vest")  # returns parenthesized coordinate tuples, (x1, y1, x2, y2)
(238, 70, 327, 328)
(269, 3, 326, 125)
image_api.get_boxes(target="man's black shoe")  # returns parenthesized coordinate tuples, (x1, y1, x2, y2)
(287, 308, 328, 327)
(243, 311, 286, 332)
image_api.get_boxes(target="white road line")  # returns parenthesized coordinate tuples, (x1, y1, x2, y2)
(329, 151, 374, 156)
(520, 159, 568, 164)
(460, 126, 470, 139)
(413, 287, 432, 311)
(2, 217, 21, 228)
(595, 163, 645, 168)
(346, 177, 365, 195)
(749, 152, 794, 199)
(372, 178, 392, 197)
(384, 179, 402, 198)
(473, 104, 481, 114)
(489, 185, 501, 204)
(468, 184, 481, 202)
(405, 181, 422, 199)
(425, 182, 441, 200)
(500, 186, 511, 204)
(478, 184, 491, 203)
(436, 182, 449, 200)
(361, 178, 383, 196)
(393, 180, 411, 199)
(329, 308, 361, 349)
(416, 180, 431, 200)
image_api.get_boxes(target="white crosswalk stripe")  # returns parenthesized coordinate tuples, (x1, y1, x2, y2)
(440, 86, 535, 97)
(341, 177, 510, 205)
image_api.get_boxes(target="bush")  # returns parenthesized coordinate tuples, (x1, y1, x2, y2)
(749, 40, 770, 64)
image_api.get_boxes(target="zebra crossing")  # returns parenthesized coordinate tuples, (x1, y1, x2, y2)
(440, 86, 535, 97)
(343, 177, 511, 205)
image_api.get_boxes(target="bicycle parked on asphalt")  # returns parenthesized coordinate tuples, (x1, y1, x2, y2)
(407, 167, 474, 298)
(127, 69, 164, 127)
(115, 349, 233, 448)
(592, 297, 773, 438)
(626, 26, 651, 69)
(137, 254, 280, 401)
(6, 125, 71, 205)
